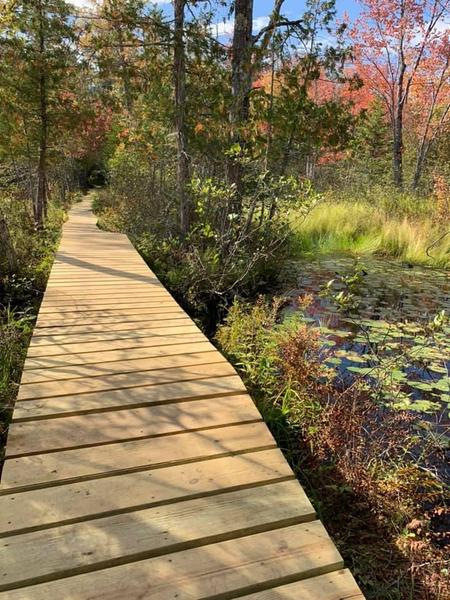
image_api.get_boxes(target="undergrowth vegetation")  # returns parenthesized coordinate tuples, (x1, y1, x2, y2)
(93, 173, 305, 327)
(0, 192, 74, 464)
(216, 297, 450, 599)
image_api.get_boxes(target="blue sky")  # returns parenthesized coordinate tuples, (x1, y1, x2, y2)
(72, 0, 362, 34)
(254, 0, 360, 22)
(209, 0, 360, 37)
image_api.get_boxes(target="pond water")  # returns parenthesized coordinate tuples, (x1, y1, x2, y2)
(284, 255, 450, 439)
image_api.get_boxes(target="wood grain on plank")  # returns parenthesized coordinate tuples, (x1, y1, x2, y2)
(27, 331, 205, 354)
(0, 522, 342, 597)
(30, 326, 201, 346)
(23, 340, 215, 370)
(13, 375, 246, 420)
(6, 394, 261, 456)
(33, 317, 195, 337)
(43, 294, 167, 302)
(40, 301, 175, 312)
(36, 308, 185, 326)
(239, 570, 364, 600)
(17, 361, 234, 401)
(1, 422, 275, 491)
(20, 350, 223, 384)
(0, 449, 296, 534)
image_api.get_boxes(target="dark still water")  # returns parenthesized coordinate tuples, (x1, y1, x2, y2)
(284, 255, 449, 438)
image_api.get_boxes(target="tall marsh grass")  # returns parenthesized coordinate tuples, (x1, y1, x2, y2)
(293, 200, 450, 268)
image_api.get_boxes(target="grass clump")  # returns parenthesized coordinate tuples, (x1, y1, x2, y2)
(216, 297, 450, 600)
(292, 194, 450, 268)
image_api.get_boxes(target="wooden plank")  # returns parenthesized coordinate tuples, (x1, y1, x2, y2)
(0, 422, 276, 491)
(38, 305, 183, 317)
(47, 271, 158, 278)
(6, 394, 261, 456)
(48, 274, 156, 281)
(50, 259, 151, 266)
(27, 332, 205, 357)
(42, 291, 174, 302)
(49, 265, 151, 269)
(23, 340, 215, 369)
(45, 288, 174, 305)
(50, 264, 151, 270)
(47, 273, 159, 278)
(46, 281, 166, 289)
(35, 311, 188, 329)
(0, 449, 295, 534)
(46, 279, 160, 284)
(13, 375, 246, 420)
(32, 318, 196, 338)
(239, 570, 364, 600)
(43, 282, 169, 290)
(20, 351, 222, 385)
(0, 522, 343, 598)
(38, 300, 178, 313)
(17, 361, 234, 401)
(36, 303, 186, 327)
(50, 267, 152, 272)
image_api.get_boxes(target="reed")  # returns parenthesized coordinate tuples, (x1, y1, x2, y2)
(292, 200, 450, 268)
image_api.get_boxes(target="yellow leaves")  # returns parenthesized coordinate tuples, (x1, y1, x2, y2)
(194, 122, 204, 134)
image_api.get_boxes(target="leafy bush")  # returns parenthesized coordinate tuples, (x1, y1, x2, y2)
(97, 171, 309, 327)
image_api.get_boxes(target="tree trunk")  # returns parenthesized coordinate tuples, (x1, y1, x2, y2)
(305, 152, 316, 181)
(264, 44, 276, 172)
(392, 109, 404, 189)
(412, 140, 429, 190)
(0, 217, 17, 274)
(393, 11, 406, 190)
(173, 0, 190, 235)
(412, 85, 450, 190)
(35, 0, 48, 229)
(116, 24, 133, 112)
(229, 0, 254, 202)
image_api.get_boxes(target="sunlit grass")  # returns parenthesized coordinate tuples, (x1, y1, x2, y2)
(292, 200, 450, 268)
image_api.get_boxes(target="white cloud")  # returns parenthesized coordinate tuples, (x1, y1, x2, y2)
(431, 18, 450, 36)
(210, 15, 270, 39)
(210, 19, 235, 37)
(253, 16, 270, 32)
(69, 0, 93, 7)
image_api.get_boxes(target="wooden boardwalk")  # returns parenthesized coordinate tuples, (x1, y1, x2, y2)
(0, 198, 364, 599)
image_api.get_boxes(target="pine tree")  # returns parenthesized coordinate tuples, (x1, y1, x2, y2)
(0, 0, 77, 227)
